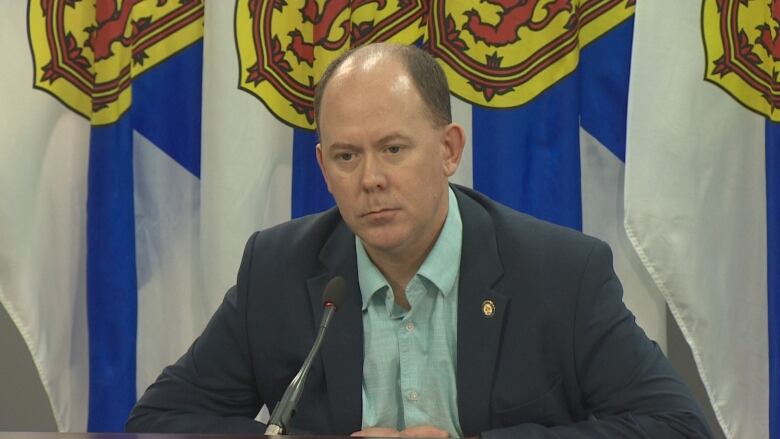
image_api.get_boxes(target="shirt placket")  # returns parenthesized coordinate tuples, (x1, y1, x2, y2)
(398, 276, 431, 427)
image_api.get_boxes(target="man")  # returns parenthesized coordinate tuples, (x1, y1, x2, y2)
(127, 43, 712, 438)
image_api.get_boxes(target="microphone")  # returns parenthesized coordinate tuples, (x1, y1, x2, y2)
(265, 276, 347, 435)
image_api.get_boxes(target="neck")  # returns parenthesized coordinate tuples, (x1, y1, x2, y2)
(364, 219, 446, 309)
(367, 245, 431, 308)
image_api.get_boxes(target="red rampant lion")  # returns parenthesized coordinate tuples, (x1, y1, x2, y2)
(85, 0, 169, 61)
(288, 0, 387, 66)
(757, 0, 780, 61)
(464, 0, 572, 46)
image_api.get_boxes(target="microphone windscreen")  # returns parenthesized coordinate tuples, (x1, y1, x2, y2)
(322, 276, 347, 309)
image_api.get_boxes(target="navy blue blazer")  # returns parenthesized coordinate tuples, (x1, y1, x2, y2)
(127, 186, 711, 438)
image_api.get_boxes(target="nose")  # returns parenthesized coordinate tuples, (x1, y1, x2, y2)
(360, 152, 387, 191)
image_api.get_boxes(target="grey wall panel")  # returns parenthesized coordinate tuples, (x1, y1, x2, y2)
(0, 303, 56, 431)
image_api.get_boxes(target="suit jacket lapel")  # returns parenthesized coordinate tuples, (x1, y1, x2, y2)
(307, 220, 363, 435)
(454, 188, 508, 436)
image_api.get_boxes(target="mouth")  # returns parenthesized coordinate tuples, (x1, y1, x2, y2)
(361, 208, 399, 219)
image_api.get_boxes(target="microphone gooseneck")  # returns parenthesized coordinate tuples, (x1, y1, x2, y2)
(265, 276, 347, 435)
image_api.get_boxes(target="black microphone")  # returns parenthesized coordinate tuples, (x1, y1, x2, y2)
(265, 276, 347, 435)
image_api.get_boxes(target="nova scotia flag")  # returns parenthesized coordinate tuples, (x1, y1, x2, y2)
(1, 0, 207, 432)
(624, 1, 777, 437)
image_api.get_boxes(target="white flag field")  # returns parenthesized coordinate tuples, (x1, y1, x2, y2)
(624, 1, 776, 438)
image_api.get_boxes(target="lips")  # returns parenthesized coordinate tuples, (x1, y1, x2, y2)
(361, 208, 398, 219)
(364, 208, 392, 215)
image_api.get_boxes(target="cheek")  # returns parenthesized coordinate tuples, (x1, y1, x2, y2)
(327, 176, 359, 210)
(325, 172, 351, 192)
(400, 172, 441, 209)
(416, 157, 446, 188)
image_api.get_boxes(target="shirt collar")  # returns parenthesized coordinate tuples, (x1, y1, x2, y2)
(356, 187, 463, 310)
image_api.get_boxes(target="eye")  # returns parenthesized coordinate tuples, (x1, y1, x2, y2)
(386, 145, 401, 154)
(335, 152, 354, 161)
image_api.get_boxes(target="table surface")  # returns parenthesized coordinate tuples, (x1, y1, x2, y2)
(0, 433, 470, 439)
(0, 433, 353, 439)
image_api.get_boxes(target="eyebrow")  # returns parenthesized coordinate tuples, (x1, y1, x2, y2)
(376, 133, 413, 146)
(326, 142, 360, 151)
(325, 133, 414, 151)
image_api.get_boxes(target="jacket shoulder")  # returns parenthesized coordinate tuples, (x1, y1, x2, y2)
(238, 207, 349, 281)
(251, 207, 344, 252)
(453, 185, 602, 260)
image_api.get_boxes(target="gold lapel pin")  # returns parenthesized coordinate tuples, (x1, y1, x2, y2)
(481, 299, 496, 317)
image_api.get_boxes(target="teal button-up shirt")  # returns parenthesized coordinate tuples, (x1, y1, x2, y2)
(356, 187, 463, 437)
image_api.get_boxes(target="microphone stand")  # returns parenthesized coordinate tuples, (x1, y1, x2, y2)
(264, 304, 337, 435)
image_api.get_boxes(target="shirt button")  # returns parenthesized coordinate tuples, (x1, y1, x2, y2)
(408, 390, 419, 401)
(405, 321, 415, 332)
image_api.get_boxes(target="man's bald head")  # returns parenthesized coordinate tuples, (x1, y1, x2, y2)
(313, 43, 452, 131)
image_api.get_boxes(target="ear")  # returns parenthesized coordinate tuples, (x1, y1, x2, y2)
(316, 143, 332, 192)
(441, 123, 465, 177)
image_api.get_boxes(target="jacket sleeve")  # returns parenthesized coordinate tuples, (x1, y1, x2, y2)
(125, 232, 266, 434)
(482, 241, 713, 439)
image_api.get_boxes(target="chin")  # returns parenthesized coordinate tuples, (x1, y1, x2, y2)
(362, 238, 404, 253)
(359, 231, 407, 254)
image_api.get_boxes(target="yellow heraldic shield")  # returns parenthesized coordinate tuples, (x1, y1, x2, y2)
(28, 0, 204, 126)
(235, 0, 427, 131)
(235, 0, 635, 128)
(703, 0, 780, 121)
(427, 0, 635, 108)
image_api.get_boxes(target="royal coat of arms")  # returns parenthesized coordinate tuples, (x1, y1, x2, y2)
(235, 0, 635, 131)
(28, 0, 204, 125)
(427, 0, 634, 107)
(236, 0, 427, 129)
(703, 0, 780, 120)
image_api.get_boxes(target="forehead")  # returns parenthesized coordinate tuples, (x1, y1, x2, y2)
(325, 54, 412, 99)
(318, 58, 428, 134)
